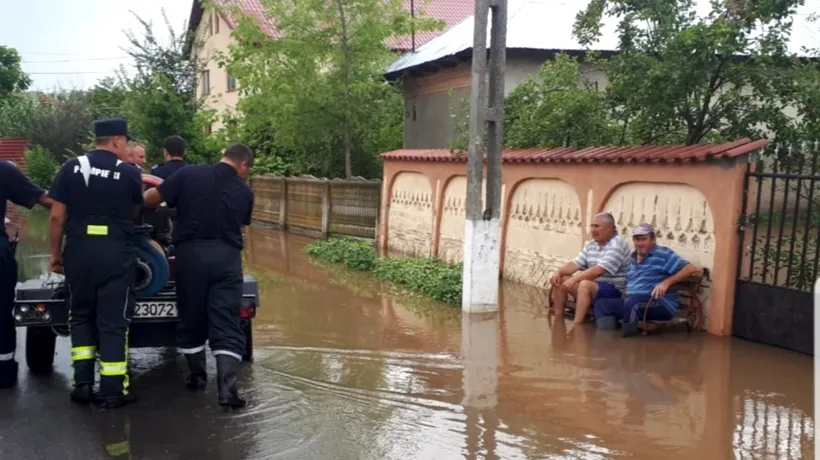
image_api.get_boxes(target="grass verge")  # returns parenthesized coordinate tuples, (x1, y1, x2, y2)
(304, 237, 462, 304)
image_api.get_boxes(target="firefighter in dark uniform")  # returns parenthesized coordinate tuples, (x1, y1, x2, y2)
(150, 135, 188, 179)
(143, 144, 254, 408)
(0, 161, 52, 388)
(48, 118, 144, 408)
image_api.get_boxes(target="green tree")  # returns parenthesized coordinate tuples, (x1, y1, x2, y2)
(504, 54, 618, 148)
(219, 0, 441, 178)
(120, 10, 217, 165)
(0, 93, 39, 138)
(0, 45, 31, 98)
(573, 0, 807, 146)
(24, 145, 60, 188)
(28, 90, 97, 158)
(86, 76, 128, 120)
(0, 90, 96, 166)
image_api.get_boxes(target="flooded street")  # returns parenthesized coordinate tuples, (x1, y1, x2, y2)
(1, 211, 815, 459)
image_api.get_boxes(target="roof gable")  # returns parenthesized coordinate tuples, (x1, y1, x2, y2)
(188, 0, 474, 50)
(386, 0, 820, 75)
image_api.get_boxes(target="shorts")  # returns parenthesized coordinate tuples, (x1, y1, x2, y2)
(595, 282, 621, 302)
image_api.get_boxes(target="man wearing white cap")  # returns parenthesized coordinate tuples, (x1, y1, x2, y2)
(593, 223, 700, 337)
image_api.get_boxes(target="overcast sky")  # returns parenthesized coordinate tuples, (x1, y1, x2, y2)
(2, 0, 818, 92)
(1, 0, 191, 91)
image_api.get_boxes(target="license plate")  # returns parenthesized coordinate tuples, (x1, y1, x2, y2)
(134, 301, 178, 318)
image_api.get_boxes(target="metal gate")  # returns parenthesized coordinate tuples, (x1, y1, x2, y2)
(734, 146, 819, 355)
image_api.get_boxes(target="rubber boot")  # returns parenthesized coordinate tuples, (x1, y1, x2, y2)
(69, 360, 97, 404)
(99, 375, 137, 410)
(184, 351, 207, 392)
(215, 355, 246, 408)
(0, 360, 18, 389)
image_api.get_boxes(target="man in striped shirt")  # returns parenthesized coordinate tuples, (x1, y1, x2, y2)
(550, 212, 631, 325)
(594, 223, 700, 337)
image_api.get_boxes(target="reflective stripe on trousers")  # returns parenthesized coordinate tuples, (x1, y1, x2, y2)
(178, 344, 206, 355)
(213, 350, 242, 361)
(71, 346, 96, 362)
(0, 352, 14, 361)
(100, 330, 131, 395)
(100, 362, 127, 376)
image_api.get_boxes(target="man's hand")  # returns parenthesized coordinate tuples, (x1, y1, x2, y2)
(49, 254, 64, 274)
(550, 272, 563, 287)
(562, 276, 580, 292)
(651, 281, 670, 299)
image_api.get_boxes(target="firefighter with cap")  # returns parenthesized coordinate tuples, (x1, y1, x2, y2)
(143, 143, 254, 408)
(0, 161, 53, 388)
(48, 118, 144, 408)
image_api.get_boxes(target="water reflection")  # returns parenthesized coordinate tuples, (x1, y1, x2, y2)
(3, 213, 814, 459)
(244, 225, 814, 460)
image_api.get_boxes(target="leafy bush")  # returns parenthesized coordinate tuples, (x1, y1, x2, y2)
(303, 238, 463, 304)
(372, 257, 463, 305)
(304, 237, 377, 271)
(24, 145, 60, 188)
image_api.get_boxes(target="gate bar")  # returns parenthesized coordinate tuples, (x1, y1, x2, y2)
(747, 160, 765, 280)
(737, 161, 752, 280)
(785, 155, 805, 283)
(760, 159, 779, 283)
(772, 158, 792, 286)
(800, 146, 818, 284)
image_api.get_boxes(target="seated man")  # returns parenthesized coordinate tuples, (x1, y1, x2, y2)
(594, 223, 700, 337)
(550, 212, 630, 324)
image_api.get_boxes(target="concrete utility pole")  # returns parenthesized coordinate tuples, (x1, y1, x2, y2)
(462, 0, 507, 312)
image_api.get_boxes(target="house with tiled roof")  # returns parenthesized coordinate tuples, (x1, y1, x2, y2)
(187, 0, 474, 131)
(387, 0, 817, 149)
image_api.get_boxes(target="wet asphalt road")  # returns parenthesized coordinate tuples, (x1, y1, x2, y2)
(0, 221, 815, 459)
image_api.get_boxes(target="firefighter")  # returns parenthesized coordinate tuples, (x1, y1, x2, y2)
(143, 144, 254, 408)
(48, 118, 144, 408)
(150, 135, 188, 179)
(0, 161, 52, 389)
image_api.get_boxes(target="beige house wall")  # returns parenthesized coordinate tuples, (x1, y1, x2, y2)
(401, 54, 795, 151)
(192, 9, 240, 131)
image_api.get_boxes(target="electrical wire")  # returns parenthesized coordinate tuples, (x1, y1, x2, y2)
(23, 56, 131, 63)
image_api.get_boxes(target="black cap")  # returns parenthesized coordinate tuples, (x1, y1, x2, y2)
(94, 118, 133, 141)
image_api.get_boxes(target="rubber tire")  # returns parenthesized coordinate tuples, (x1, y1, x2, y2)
(26, 327, 56, 375)
(242, 319, 253, 363)
(134, 236, 170, 299)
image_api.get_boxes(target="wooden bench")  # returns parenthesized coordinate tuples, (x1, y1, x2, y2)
(548, 268, 710, 334)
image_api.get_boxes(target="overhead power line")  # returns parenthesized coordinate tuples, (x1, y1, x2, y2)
(16, 51, 91, 56)
(23, 56, 131, 64)
(26, 70, 131, 75)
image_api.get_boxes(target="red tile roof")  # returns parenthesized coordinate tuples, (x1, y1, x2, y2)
(193, 0, 473, 50)
(389, 0, 475, 51)
(380, 138, 770, 164)
(0, 138, 29, 169)
(212, 0, 277, 37)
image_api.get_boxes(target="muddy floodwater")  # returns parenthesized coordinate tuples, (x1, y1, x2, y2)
(1, 211, 815, 459)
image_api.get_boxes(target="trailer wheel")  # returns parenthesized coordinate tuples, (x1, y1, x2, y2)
(241, 319, 253, 363)
(134, 236, 170, 299)
(26, 327, 56, 375)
